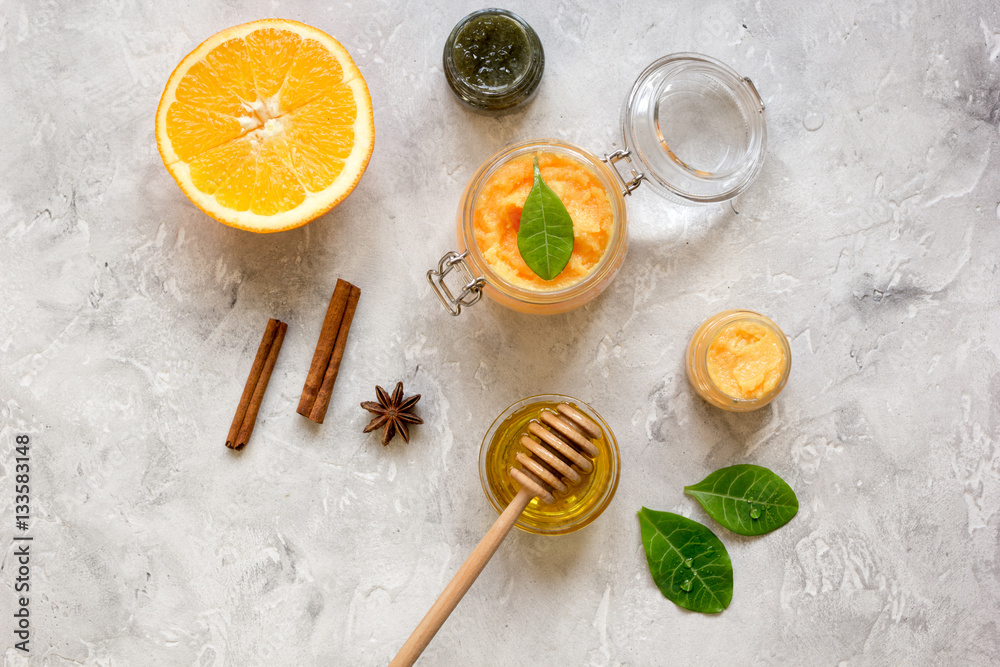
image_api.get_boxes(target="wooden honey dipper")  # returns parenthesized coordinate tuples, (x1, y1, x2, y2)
(390, 403, 603, 666)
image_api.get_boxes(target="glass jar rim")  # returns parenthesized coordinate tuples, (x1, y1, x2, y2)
(461, 139, 629, 305)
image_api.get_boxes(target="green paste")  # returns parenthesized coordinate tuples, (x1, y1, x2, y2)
(452, 15, 530, 91)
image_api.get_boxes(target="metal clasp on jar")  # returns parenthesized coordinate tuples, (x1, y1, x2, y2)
(427, 251, 487, 316)
(603, 149, 644, 196)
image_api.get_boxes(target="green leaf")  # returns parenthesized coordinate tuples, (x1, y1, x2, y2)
(517, 156, 574, 281)
(684, 464, 799, 536)
(637, 508, 733, 613)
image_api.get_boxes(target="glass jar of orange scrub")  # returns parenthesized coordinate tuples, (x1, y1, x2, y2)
(429, 53, 767, 316)
(431, 140, 628, 315)
(479, 394, 620, 535)
(686, 310, 791, 411)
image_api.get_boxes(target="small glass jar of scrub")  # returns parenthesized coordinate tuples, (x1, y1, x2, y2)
(443, 9, 544, 114)
(686, 310, 791, 411)
(429, 53, 766, 316)
(480, 395, 620, 535)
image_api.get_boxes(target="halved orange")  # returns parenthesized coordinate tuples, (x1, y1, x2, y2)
(155, 19, 374, 233)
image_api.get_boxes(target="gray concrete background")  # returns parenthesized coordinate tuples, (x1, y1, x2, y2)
(1, 1, 998, 664)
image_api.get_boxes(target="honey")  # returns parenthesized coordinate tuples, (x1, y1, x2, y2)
(479, 395, 619, 535)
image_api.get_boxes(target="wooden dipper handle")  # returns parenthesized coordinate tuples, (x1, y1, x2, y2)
(389, 486, 533, 667)
(390, 404, 602, 666)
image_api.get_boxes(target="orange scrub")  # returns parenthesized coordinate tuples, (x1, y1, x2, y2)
(706, 321, 788, 399)
(473, 152, 613, 291)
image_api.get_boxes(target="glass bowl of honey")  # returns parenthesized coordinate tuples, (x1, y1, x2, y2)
(479, 394, 620, 535)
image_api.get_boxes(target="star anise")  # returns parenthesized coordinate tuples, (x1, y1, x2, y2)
(361, 382, 422, 446)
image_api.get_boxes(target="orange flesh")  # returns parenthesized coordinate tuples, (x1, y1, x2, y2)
(706, 321, 788, 399)
(168, 31, 355, 212)
(156, 20, 374, 232)
(472, 152, 614, 291)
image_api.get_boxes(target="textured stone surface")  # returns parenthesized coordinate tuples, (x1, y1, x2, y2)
(2, 1, 999, 665)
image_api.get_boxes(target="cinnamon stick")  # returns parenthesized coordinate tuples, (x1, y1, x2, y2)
(308, 284, 361, 423)
(226, 318, 287, 450)
(297, 279, 352, 415)
(297, 279, 361, 424)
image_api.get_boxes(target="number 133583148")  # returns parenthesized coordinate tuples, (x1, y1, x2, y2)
(14, 435, 30, 529)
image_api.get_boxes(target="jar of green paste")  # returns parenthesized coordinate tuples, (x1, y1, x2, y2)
(442, 8, 545, 114)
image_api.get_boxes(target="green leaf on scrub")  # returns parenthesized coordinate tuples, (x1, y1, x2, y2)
(517, 155, 574, 281)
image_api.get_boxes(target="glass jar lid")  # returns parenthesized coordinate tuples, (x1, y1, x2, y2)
(622, 53, 766, 204)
